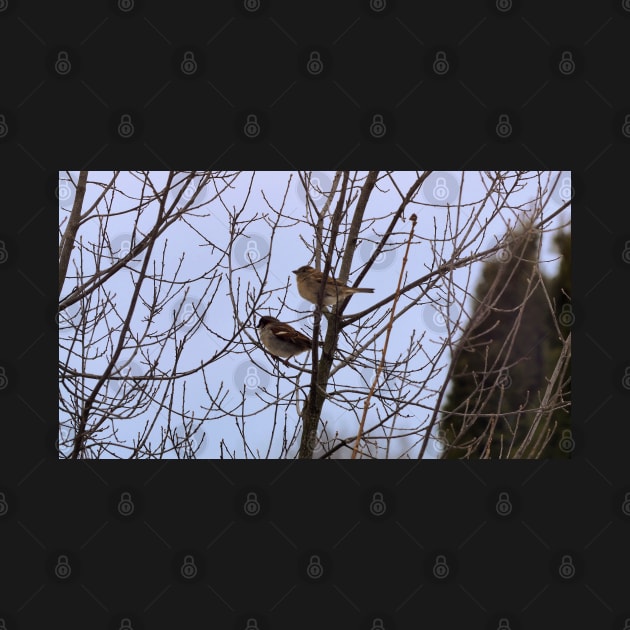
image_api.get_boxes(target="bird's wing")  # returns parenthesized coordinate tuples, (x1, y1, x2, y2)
(272, 323, 311, 344)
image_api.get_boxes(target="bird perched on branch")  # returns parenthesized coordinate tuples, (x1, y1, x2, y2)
(257, 316, 314, 362)
(292, 265, 375, 307)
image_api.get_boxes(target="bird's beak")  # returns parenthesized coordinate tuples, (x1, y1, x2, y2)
(292, 269, 298, 274)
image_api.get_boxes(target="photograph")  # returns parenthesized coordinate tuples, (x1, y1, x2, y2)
(58, 170, 571, 459)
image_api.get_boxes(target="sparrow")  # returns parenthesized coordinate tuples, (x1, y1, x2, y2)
(257, 316, 314, 361)
(293, 265, 375, 307)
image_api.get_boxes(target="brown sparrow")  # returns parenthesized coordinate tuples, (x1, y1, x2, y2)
(293, 265, 374, 306)
(257, 316, 314, 360)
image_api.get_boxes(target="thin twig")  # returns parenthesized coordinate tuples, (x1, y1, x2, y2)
(351, 213, 418, 459)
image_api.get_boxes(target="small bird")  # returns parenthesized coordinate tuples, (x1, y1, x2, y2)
(293, 265, 375, 306)
(257, 316, 314, 361)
